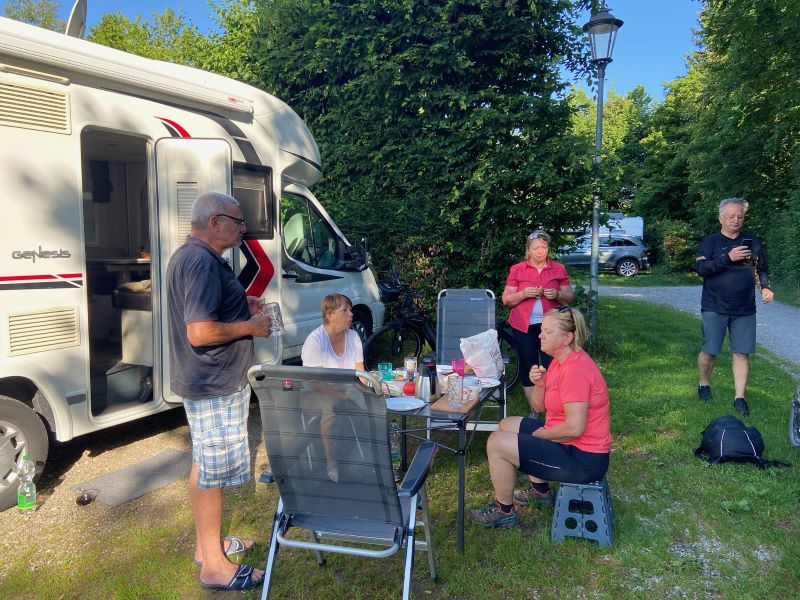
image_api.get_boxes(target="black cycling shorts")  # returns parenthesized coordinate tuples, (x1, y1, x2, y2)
(516, 417, 609, 483)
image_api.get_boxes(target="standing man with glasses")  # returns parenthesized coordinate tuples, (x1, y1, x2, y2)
(167, 192, 272, 591)
(695, 197, 774, 416)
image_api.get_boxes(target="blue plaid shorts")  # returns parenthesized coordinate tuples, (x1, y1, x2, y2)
(183, 385, 251, 489)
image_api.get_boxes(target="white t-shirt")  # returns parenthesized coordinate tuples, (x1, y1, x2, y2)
(528, 267, 545, 325)
(301, 325, 364, 369)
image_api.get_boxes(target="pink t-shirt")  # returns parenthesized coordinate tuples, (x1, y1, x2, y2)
(543, 349, 612, 453)
(506, 260, 571, 333)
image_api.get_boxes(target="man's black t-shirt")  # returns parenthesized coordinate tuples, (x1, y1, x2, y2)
(695, 231, 769, 315)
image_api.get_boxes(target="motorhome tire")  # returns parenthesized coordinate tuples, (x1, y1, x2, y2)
(0, 396, 49, 511)
(350, 308, 373, 343)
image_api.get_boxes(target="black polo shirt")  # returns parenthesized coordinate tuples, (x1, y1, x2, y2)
(167, 236, 253, 400)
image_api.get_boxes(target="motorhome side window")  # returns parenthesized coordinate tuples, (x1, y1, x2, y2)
(282, 194, 339, 269)
(233, 166, 272, 238)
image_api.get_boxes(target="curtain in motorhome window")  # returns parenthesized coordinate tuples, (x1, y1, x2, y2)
(234, 166, 272, 238)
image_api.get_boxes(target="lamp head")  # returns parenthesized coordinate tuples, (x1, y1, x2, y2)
(582, 4, 623, 65)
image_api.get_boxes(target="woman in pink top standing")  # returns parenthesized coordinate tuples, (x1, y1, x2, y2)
(468, 306, 612, 528)
(502, 231, 574, 408)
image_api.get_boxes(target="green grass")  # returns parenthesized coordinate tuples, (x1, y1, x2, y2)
(2, 298, 798, 599)
(568, 264, 703, 288)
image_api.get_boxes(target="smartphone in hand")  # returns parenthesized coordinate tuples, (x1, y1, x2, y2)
(742, 238, 753, 249)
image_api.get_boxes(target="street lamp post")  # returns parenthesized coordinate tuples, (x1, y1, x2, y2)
(583, 3, 622, 339)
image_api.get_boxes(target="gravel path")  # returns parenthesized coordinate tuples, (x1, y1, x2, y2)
(600, 285, 800, 375)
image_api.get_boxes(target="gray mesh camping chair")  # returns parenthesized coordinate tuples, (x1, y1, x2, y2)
(436, 288, 506, 427)
(248, 364, 437, 600)
(436, 289, 496, 366)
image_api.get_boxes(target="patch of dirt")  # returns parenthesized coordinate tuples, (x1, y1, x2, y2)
(0, 403, 268, 582)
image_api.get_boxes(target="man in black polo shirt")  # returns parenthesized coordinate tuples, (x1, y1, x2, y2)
(695, 197, 774, 416)
(167, 192, 272, 591)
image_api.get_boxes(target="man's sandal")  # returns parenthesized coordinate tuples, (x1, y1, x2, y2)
(193, 536, 253, 566)
(199, 563, 264, 591)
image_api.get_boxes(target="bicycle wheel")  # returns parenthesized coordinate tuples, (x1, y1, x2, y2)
(364, 323, 423, 370)
(498, 328, 520, 391)
(789, 384, 800, 448)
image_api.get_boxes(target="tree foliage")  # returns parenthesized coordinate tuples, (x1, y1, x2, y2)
(578, 0, 799, 293)
(3, 0, 64, 31)
(87, 9, 207, 65)
(249, 0, 594, 297)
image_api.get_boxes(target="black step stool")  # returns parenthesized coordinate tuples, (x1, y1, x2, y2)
(551, 478, 613, 546)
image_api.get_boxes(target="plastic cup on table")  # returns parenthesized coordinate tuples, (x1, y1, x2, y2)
(451, 358, 465, 377)
(378, 362, 393, 381)
(446, 374, 466, 409)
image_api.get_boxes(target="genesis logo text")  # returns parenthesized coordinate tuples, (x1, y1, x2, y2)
(12, 246, 71, 262)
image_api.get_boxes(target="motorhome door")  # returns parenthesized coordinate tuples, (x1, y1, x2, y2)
(154, 138, 232, 404)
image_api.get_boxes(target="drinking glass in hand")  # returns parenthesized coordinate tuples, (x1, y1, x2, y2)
(261, 302, 284, 336)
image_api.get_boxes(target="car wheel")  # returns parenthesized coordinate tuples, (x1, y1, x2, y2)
(0, 396, 49, 511)
(350, 308, 373, 344)
(615, 258, 639, 277)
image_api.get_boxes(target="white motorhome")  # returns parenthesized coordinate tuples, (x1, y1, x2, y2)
(0, 12, 383, 509)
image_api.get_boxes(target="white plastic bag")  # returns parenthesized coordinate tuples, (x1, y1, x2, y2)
(459, 329, 503, 379)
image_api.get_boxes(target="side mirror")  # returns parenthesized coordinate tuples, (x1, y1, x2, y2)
(342, 237, 370, 271)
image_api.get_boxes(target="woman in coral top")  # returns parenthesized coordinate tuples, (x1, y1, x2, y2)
(502, 230, 574, 407)
(468, 306, 612, 528)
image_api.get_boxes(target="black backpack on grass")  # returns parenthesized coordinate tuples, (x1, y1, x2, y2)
(694, 415, 789, 469)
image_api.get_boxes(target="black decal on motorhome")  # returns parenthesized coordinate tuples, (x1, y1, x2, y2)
(281, 149, 322, 175)
(280, 247, 342, 284)
(160, 122, 181, 137)
(0, 281, 81, 290)
(204, 114, 261, 165)
(108, 89, 264, 165)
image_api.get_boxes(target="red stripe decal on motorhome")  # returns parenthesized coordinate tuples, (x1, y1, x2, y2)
(155, 116, 191, 138)
(0, 273, 82, 282)
(242, 240, 274, 298)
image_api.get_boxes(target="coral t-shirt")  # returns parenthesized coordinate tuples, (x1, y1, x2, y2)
(543, 349, 612, 453)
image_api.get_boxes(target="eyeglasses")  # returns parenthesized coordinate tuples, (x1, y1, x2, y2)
(215, 213, 246, 227)
(557, 304, 573, 316)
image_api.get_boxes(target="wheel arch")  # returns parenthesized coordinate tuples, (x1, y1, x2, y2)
(350, 303, 375, 341)
(0, 361, 74, 441)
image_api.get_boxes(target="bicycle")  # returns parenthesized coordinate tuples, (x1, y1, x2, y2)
(364, 273, 521, 390)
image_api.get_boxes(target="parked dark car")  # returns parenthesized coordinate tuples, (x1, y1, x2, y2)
(557, 234, 650, 277)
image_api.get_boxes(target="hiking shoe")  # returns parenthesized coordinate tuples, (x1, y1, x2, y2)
(733, 397, 750, 416)
(513, 484, 555, 506)
(468, 501, 520, 528)
(698, 385, 712, 402)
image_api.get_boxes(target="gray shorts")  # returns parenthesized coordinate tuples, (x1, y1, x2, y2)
(183, 385, 251, 489)
(701, 311, 756, 356)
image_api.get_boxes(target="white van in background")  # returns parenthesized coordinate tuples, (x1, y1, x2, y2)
(0, 10, 383, 509)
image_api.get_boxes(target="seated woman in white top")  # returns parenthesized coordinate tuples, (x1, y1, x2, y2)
(301, 294, 364, 481)
(301, 293, 364, 371)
